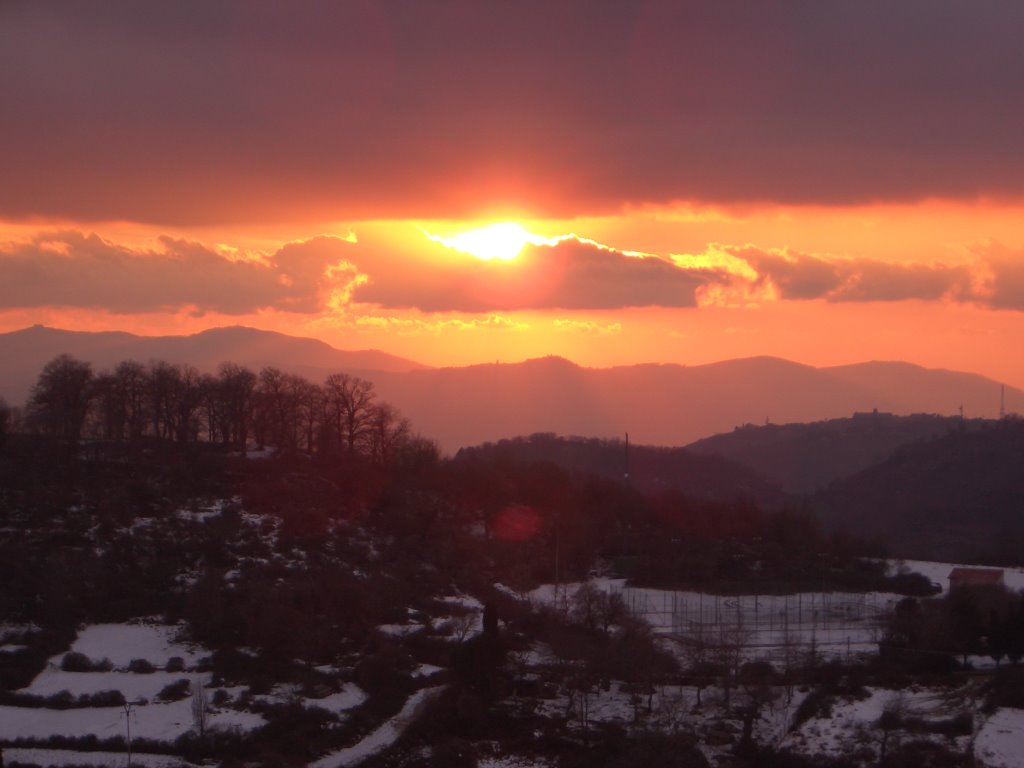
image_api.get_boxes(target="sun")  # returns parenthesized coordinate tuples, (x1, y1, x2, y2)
(426, 222, 550, 261)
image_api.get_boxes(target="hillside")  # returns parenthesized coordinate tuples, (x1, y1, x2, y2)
(457, 433, 786, 507)
(687, 412, 977, 493)
(0, 325, 427, 404)
(811, 419, 1024, 563)
(2, 327, 1022, 454)
(369, 355, 1022, 452)
(2, 388, 1021, 765)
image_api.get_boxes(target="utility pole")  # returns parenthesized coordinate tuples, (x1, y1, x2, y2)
(623, 431, 630, 483)
(122, 701, 134, 768)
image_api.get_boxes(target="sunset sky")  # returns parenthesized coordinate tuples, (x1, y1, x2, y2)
(3, 2, 1024, 386)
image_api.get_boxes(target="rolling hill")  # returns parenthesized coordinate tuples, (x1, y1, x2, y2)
(686, 412, 978, 493)
(367, 355, 1021, 452)
(0, 325, 427, 405)
(455, 432, 786, 507)
(810, 419, 1024, 563)
(2, 326, 1021, 454)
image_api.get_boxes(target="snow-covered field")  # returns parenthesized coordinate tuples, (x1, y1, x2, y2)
(531, 579, 900, 663)
(1, 621, 264, 747)
(0, 695, 262, 742)
(3, 747, 191, 767)
(23, 668, 204, 701)
(976, 708, 1024, 768)
(530, 558, 1024, 666)
(53, 622, 206, 670)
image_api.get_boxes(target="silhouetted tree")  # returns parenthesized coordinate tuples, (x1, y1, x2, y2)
(148, 360, 180, 439)
(171, 364, 204, 443)
(216, 363, 257, 448)
(0, 397, 10, 446)
(27, 354, 94, 441)
(323, 372, 375, 456)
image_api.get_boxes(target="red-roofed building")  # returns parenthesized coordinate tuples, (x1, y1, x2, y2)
(948, 567, 1005, 591)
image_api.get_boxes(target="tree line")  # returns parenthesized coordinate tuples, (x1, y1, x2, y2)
(13, 353, 418, 464)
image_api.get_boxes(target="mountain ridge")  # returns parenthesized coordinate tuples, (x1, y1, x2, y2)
(1, 325, 1021, 452)
(0, 325, 429, 405)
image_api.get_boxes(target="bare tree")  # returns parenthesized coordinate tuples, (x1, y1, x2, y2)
(27, 354, 94, 441)
(172, 365, 203, 443)
(878, 693, 906, 765)
(365, 402, 409, 464)
(323, 373, 375, 455)
(677, 620, 715, 708)
(148, 360, 180, 440)
(192, 677, 208, 737)
(216, 363, 257, 449)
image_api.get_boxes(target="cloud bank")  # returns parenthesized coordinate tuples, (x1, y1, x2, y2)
(3, 1, 1024, 223)
(4, 231, 1024, 316)
(0, 232, 358, 315)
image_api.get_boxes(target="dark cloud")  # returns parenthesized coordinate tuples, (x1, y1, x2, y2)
(0, 232, 356, 314)
(733, 248, 975, 304)
(977, 245, 1024, 311)
(353, 238, 722, 312)
(2, 1, 1024, 223)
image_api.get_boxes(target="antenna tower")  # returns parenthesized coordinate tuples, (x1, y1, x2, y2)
(1000, 385, 1006, 419)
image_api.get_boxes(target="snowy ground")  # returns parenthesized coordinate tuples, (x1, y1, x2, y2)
(55, 622, 207, 670)
(479, 758, 554, 768)
(3, 747, 193, 767)
(0, 696, 262, 742)
(530, 579, 898, 663)
(976, 708, 1024, 768)
(310, 686, 447, 768)
(22, 668, 206, 702)
(2, 622, 264, 747)
(304, 683, 368, 715)
(377, 593, 487, 642)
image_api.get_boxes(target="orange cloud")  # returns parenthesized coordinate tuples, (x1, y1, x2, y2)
(553, 319, 622, 335)
(0, 231, 359, 315)
(352, 236, 723, 311)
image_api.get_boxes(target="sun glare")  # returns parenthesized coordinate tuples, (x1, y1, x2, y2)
(426, 222, 550, 261)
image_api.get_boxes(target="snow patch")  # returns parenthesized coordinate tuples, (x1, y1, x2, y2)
(310, 686, 447, 768)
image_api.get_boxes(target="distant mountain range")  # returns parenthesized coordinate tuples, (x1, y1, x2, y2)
(367, 355, 1022, 452)
(1, 325, 1021, 452)
(0, 325, 427, 404)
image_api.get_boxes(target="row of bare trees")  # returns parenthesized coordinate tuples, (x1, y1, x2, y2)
(22, 353, 413, 463)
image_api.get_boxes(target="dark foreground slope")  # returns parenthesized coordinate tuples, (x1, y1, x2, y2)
(457, 432, 786, 507)
(811, 419, 1024, 563)
(687, 412, 978, 494)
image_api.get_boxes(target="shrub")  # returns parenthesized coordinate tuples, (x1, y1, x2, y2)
(431, 738, 480, 768)
(791, 688, 835, 729)
(80, 689, 127, 707)
(157, 678, 191, 702)
(60, 652, 112, 672)
(128, 658, 156, 674)
(211, 688, 231, 707)
(166, 656, 185, 672)
(45, 690, 74, 709)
